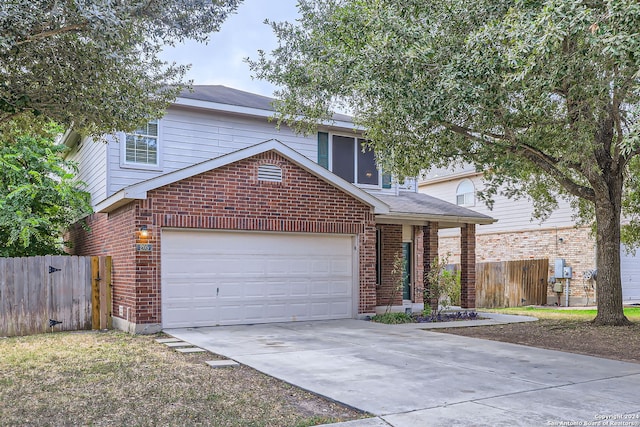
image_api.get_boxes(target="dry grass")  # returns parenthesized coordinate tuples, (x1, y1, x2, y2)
(0, 331, 364, 427)
(436, 307, 640, 364)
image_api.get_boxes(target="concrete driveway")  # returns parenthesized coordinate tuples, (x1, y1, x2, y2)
(166, 319, 640, 427)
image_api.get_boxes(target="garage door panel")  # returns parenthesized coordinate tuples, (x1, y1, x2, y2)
(239, 282, 266, 298)
(332, 260, 350, 274)
(312, 260, 330, 274)
(266, 283, 290, 297)
(290, 283, 310, 296)
(162, 230, 355, 327)
(267, 259, 290, 274)
(330, 282, 351, 295)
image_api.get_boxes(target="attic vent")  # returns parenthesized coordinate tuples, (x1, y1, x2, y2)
(258, 164, 282, 182)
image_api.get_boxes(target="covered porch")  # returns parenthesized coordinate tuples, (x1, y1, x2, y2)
(371, 192, 495, 314)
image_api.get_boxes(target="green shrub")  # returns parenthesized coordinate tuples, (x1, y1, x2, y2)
(442, 269, 461, 306)
(370, 312, 414, 324)
(424, 255, 460, 314)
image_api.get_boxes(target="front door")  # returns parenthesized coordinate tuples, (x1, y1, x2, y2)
(402, 242, 411, 300)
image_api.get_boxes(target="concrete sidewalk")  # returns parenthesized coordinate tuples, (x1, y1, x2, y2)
(166, 316, 640, 427)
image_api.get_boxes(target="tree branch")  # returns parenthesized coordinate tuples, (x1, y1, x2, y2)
(441, 120, 596, 202)
(513, 146, 596, 201)
(440, 122, 505, 143)
(15, 23, 87, 46)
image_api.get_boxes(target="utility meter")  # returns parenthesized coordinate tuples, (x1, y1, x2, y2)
(554, 258, 566, 279)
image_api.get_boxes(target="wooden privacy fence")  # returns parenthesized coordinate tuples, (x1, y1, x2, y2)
(0, 255, 112, 337)
(475, 259, 549, 308)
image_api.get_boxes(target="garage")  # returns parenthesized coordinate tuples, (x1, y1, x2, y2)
(161, 229, 356, 328)
(621, 244, 640, 303)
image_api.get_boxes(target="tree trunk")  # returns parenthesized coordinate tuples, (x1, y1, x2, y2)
(592, 181, 631, 326)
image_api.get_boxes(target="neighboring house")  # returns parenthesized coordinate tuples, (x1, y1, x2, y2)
(64, 86, 494, 333)
(419, 166, 640, 306)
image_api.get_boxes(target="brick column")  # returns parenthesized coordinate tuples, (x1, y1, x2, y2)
(460, 223, 476, 308)
(423, 222, 439, 312)
(413, 226, 424, 304)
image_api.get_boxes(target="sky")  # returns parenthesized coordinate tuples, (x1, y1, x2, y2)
(159, 0, 300, 98)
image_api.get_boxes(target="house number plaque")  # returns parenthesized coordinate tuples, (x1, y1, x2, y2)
(136, 243, 153, 252)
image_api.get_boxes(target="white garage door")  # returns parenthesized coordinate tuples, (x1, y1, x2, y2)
(161, 230, 356, 328)
(621, 244, 640, 303)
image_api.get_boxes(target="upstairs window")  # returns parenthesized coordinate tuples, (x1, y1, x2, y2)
(125, 120, 158, 166)
(319, 133, 380, 186)
(456, 179, 475, 206)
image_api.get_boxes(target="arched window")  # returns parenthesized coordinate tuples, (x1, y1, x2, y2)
(456, 179, 475, 206)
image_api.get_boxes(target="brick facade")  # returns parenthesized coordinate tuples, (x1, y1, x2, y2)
(376, 224, 426, 310)
(460, 224, 476, 308)
(68, 207, 140, 324)
(377, 224, 403, 307)
(69, 151, 378, 329)
(439, 226, 597, 304)
(69, 149, 483, 329)
(423, 222, 439, 311)
(413, 226, 424, 305)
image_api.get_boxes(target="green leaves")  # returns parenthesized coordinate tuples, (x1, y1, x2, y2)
(0, 0, 241, 136)
(251, 0, 640, 216)
(0, 125, 92, 256)
(252, 0, 640, 324)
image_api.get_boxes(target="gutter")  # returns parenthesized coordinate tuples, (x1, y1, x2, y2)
(376, 212, 496, 226)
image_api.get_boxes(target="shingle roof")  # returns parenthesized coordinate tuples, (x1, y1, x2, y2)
(179, 85, 276, 111)
(179, 85, 354, 123)
(371, 191, 495, 225)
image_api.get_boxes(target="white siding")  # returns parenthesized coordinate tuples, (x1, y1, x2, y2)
(107, 106, 318, 198)
(621, 244, 640, 303)
(66, 136, 108, 206)
(421, 174, 576, 236)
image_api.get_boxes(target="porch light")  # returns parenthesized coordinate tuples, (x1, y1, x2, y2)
(140, 225, 149, 239)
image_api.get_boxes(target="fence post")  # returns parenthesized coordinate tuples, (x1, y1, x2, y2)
(105, 256, 112, 329)
(91, 256, 100, 329)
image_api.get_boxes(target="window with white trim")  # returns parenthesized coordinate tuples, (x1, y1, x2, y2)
(125, 120, 158, 166)
(456, 179, 475, 206)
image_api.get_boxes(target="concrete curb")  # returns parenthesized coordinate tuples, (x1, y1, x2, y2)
(384, 312, 538, 330)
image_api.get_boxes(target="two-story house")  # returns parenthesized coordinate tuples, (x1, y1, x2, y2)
(419, 167, 640, 306)
(65, 85, 493, 333)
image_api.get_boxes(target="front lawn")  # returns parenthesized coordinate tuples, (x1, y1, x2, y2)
(0, 331, 364, 427)
(483, 306, 640, 321)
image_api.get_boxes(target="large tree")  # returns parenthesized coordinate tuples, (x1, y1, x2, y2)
(250, 0, 640, 325)
(0, 0, 241, 135)
(0, 123, 91, 256)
